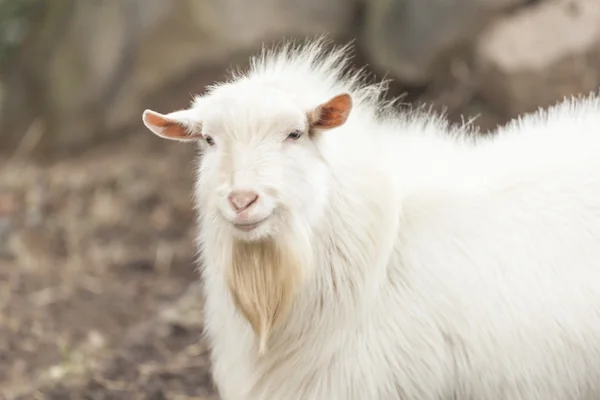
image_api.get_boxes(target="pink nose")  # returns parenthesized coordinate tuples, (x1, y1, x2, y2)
(228, 190, 259, 212)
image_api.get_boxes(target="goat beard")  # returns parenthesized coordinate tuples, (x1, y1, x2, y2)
(225, 237, 308, 355)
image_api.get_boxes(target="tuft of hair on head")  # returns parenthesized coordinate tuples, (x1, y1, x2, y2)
(233, 35, 391, 122)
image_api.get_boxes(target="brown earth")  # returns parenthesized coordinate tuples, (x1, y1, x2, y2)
(0, 130, 218, 399)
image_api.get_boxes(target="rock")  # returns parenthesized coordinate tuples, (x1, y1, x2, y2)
(0, 0, 358, 157)
(475, 0, 600, 118)
(361, 0, 532, 86)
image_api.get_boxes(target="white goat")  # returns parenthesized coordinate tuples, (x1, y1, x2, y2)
(142, 38, 600, 400)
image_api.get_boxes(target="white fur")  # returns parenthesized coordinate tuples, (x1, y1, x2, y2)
(161, 39, 600, 399)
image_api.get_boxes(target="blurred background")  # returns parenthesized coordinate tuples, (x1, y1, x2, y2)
(0, 0, 598, 398)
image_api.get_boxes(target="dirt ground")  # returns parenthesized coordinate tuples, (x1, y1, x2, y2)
(0, 131, 217, 399)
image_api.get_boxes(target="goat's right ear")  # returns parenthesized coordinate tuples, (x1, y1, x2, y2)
(142, 109, 202, 142)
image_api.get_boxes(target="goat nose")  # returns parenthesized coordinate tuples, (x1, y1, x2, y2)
(228, 190, 259, 212)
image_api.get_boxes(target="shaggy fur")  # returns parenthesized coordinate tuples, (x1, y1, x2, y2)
(142, 37, 600, 400)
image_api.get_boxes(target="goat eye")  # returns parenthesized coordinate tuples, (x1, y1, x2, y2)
(286, 130, 302, 140)
(204, 135, 215, 147)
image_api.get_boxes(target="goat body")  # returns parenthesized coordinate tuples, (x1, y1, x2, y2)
(143, 39, 600, 400)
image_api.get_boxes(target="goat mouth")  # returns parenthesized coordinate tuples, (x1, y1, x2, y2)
(233, 216, 269, 232)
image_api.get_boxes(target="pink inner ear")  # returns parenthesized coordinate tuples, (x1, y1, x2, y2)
(144, 110, 198, 140)
(313, 94, 352, 129)
(145, 111, 172, 129)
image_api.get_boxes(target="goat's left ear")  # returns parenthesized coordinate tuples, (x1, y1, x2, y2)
(142, 108, 203, 142)
(309, 93, 352, 132)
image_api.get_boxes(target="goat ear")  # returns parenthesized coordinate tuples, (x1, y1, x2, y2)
(309, 93, 352, 131)
(142, 109, 202, 142)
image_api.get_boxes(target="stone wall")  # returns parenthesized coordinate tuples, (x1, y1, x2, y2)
(0, 0, 599, 157)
